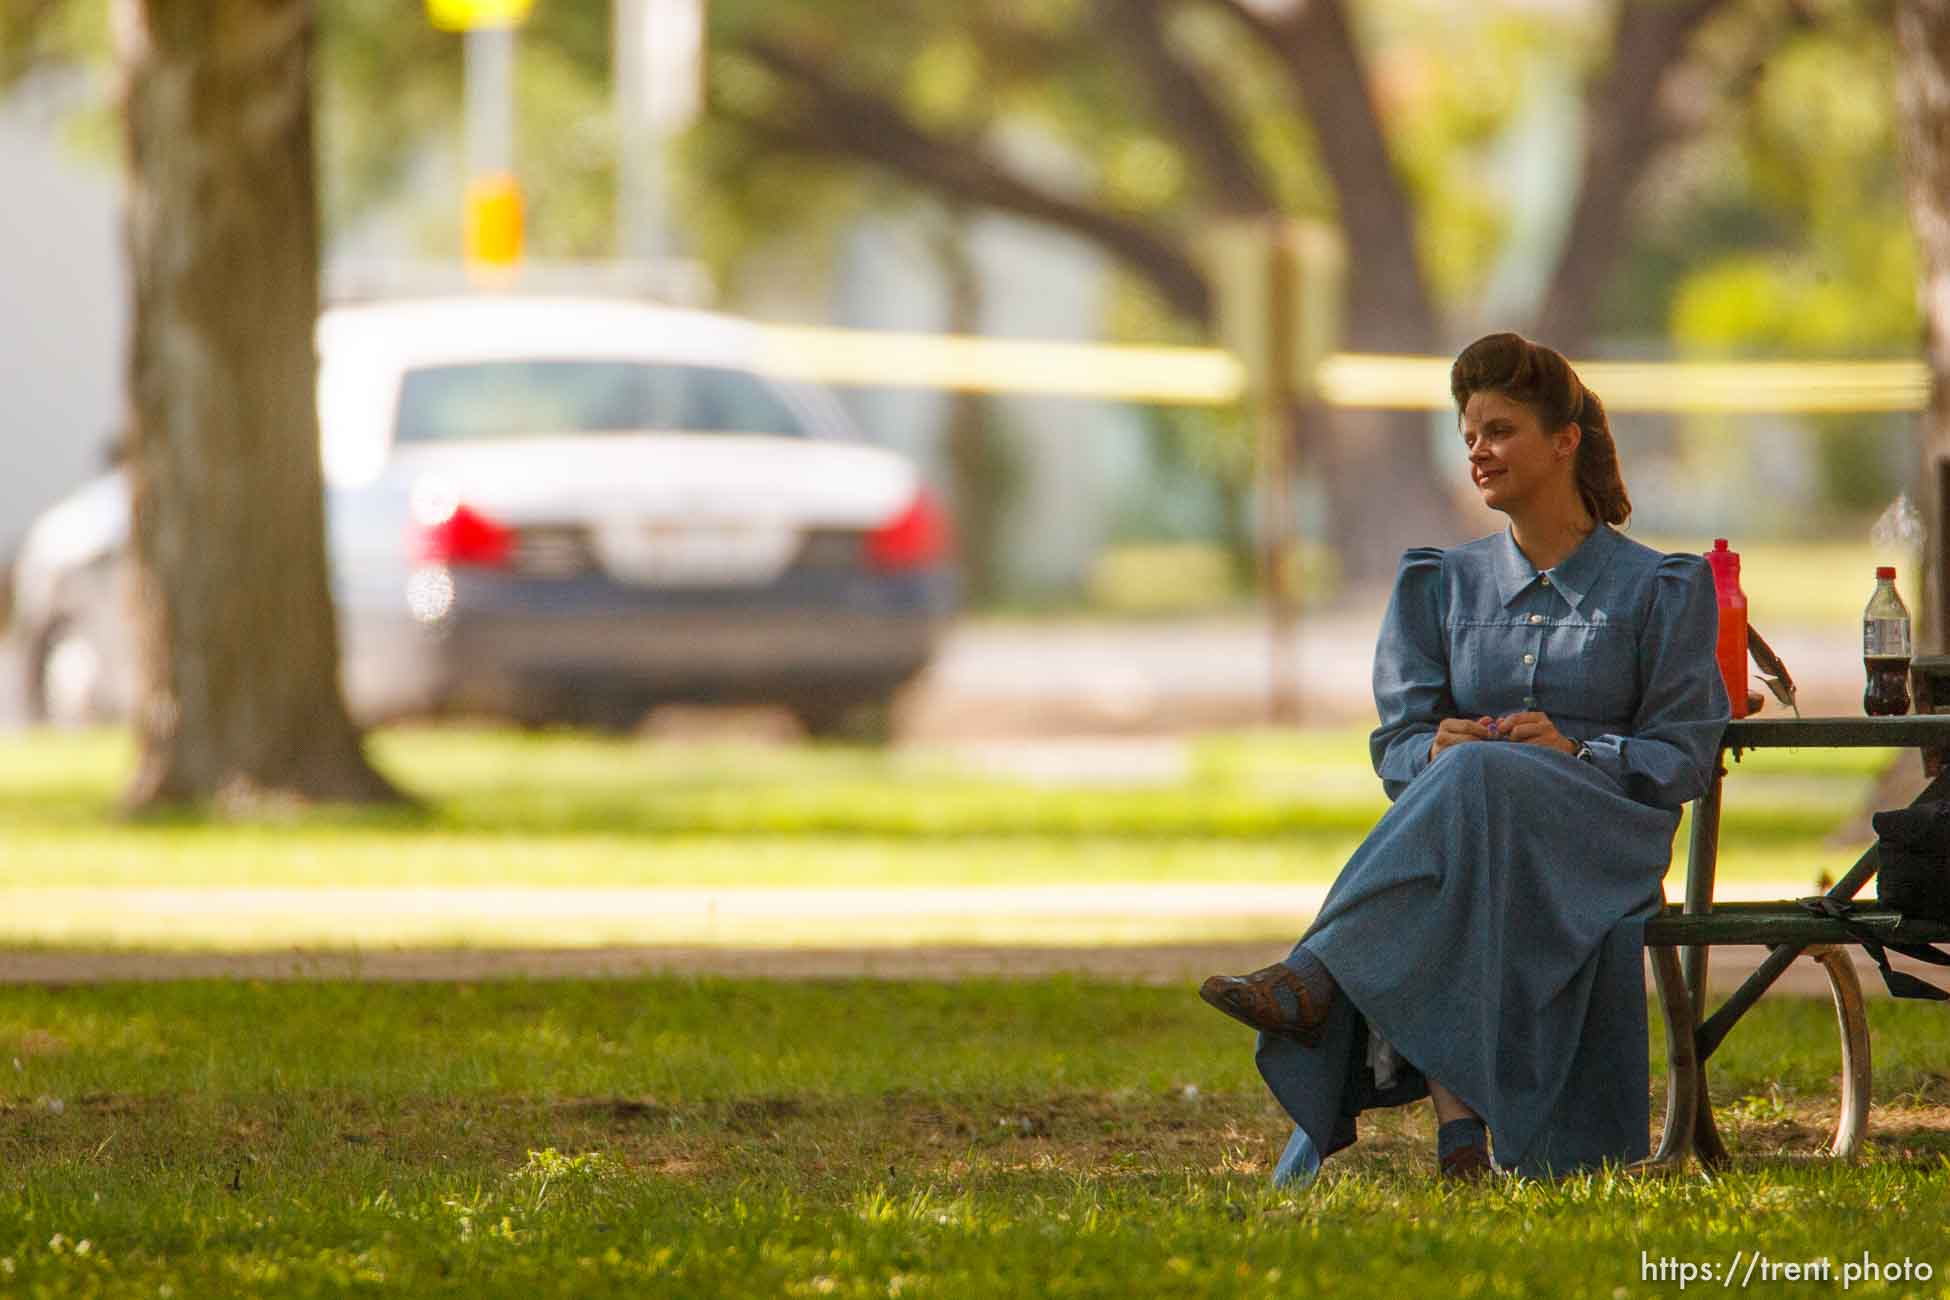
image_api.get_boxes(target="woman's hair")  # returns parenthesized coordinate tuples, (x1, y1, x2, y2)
(1449, 332, 1630, 526)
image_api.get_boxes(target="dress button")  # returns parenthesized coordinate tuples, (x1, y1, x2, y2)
(1529, 613, 1544, 625)
(1522, 653, 1536, 665)
(1539, 576, 1551, 587)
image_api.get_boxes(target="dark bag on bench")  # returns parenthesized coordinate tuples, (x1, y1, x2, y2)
(1796, 802, 1950, 1000)
(1871, 802, 1950, 922)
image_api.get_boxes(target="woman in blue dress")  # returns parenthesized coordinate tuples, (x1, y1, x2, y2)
(1201, 332, 1730, 1182)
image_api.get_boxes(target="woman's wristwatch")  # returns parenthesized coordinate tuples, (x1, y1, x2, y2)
(1574, 742, 1595, 763)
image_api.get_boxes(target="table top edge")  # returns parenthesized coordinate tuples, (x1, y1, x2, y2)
(1723, 716, 1950, 748)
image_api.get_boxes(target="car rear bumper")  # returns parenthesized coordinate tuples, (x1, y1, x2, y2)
(341, 566, 955, 721)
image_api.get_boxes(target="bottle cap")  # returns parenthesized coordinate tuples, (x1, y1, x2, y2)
(1877, 566, 1896, 580)
(1713, 539, 1729, 551)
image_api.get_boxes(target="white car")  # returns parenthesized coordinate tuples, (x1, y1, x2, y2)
(12, 296, 957, 737)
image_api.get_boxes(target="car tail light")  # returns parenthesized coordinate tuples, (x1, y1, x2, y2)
(866, 489, 952, 572)
(412, 503, 514, 569)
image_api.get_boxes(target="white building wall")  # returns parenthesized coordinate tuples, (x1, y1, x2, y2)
(0, 87, 126, 558)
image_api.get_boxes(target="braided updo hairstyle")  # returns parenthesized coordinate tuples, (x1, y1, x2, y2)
(1449, 332, 1630, 527)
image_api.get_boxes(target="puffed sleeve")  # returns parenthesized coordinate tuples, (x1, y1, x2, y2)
(1579, 553, 1730, 809)
(1369, 547, 1453, 801)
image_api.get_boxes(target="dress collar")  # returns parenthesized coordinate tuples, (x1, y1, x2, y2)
(1492, 523, 1619, 611)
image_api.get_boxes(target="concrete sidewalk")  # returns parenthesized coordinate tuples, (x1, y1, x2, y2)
(0, 933, 1924, 999)
(4, 877, 1936, 999)
(0, 878, 1833, 946)
(0, 612, 1870, 737)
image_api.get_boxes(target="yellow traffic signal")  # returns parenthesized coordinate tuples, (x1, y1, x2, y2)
(465, 173, 525, 269)
(427, 0, 534, 31)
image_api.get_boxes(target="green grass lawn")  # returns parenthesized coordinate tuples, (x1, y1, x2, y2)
(2, 978, 1946, 1297)
(0, 727, 1906, 948)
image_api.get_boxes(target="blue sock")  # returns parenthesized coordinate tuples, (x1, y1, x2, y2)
(1437, 1117, 1488, 1161)
(1280, 944, 1336, 1008)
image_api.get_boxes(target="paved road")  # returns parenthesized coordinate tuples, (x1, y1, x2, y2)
(0, 612, 1873, 737)
(0, 884, 1879, 986)
(915, 613, 1866, 734)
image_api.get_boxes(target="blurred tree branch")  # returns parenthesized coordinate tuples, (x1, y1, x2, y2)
(1098, 0, 1275, 216)
(1535, 0, 1734, 352)
(1202, 0, 1436, 352)
(699, 0, 1863, 576)
(722, 35, 1213, 322)
(964, 10, 1098, 80)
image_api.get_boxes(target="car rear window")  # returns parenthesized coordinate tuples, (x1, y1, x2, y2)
(394, 360, 807, 443)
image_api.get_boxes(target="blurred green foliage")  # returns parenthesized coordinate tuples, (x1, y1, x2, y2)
(1357, 6, 1566, 310)
(1652, 6, 1916, 516)
(5, 0, 1921, 525)
(1664, 13, 1914, 357)
(0, 0, 100, 87)
(9, 0, 1916, 357)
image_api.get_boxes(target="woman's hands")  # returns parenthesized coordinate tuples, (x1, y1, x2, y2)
(1494, 711, 1578, 755)
(1429, 717, 1494, 759)
(1428, 711, 1579, 760)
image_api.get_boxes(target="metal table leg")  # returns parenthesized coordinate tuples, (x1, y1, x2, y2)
(1681, 762, 1724, 1019)
(1684, 767, 1949, 1161)
(1658, 749, 1947, 1171)
(1808, 944, 1872, 1160)
(1682, 759, 1728, 1166)
(1645, 944, 1699, 1167)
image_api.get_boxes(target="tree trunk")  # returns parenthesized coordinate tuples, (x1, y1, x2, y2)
(117, 0, 401, 810)
(1533, 0, 1726, 357)
(1897, 0, 1950, 655)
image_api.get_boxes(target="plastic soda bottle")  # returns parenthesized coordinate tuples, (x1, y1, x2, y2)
(1863, 566, 1912, 716)
(1705, 539, 1748, 719)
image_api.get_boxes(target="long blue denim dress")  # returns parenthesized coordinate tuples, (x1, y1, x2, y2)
(1258, 524, 1730, 1183)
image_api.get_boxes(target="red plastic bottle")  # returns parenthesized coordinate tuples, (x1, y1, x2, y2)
(1705, 539, 1748, 719)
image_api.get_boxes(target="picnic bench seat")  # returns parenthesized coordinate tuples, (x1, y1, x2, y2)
(1637, 715, 1950, 1169)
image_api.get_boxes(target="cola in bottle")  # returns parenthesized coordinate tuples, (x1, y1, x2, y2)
(1863, 565, 1912, 716)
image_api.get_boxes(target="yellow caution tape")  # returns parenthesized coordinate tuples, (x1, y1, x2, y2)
(753, 324, 1929, 414)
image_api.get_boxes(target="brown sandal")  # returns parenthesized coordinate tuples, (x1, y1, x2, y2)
(1197, 962, 1332, 1046)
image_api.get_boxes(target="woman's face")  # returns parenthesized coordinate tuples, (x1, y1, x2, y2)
(1459, 390, 1577, 515)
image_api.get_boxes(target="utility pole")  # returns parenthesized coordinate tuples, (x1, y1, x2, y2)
(1261, 225, 1302, 723)
(429, 0, 530, 271)
(614, 0, 704, 263)
(465, 24, 515, 181)
(1205, 218, 1344, 726)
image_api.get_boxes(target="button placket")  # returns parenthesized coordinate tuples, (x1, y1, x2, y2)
(1522, 588, 1548, 702)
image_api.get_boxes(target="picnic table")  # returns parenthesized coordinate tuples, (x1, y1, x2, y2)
(1641, 716, 1950, 1168)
